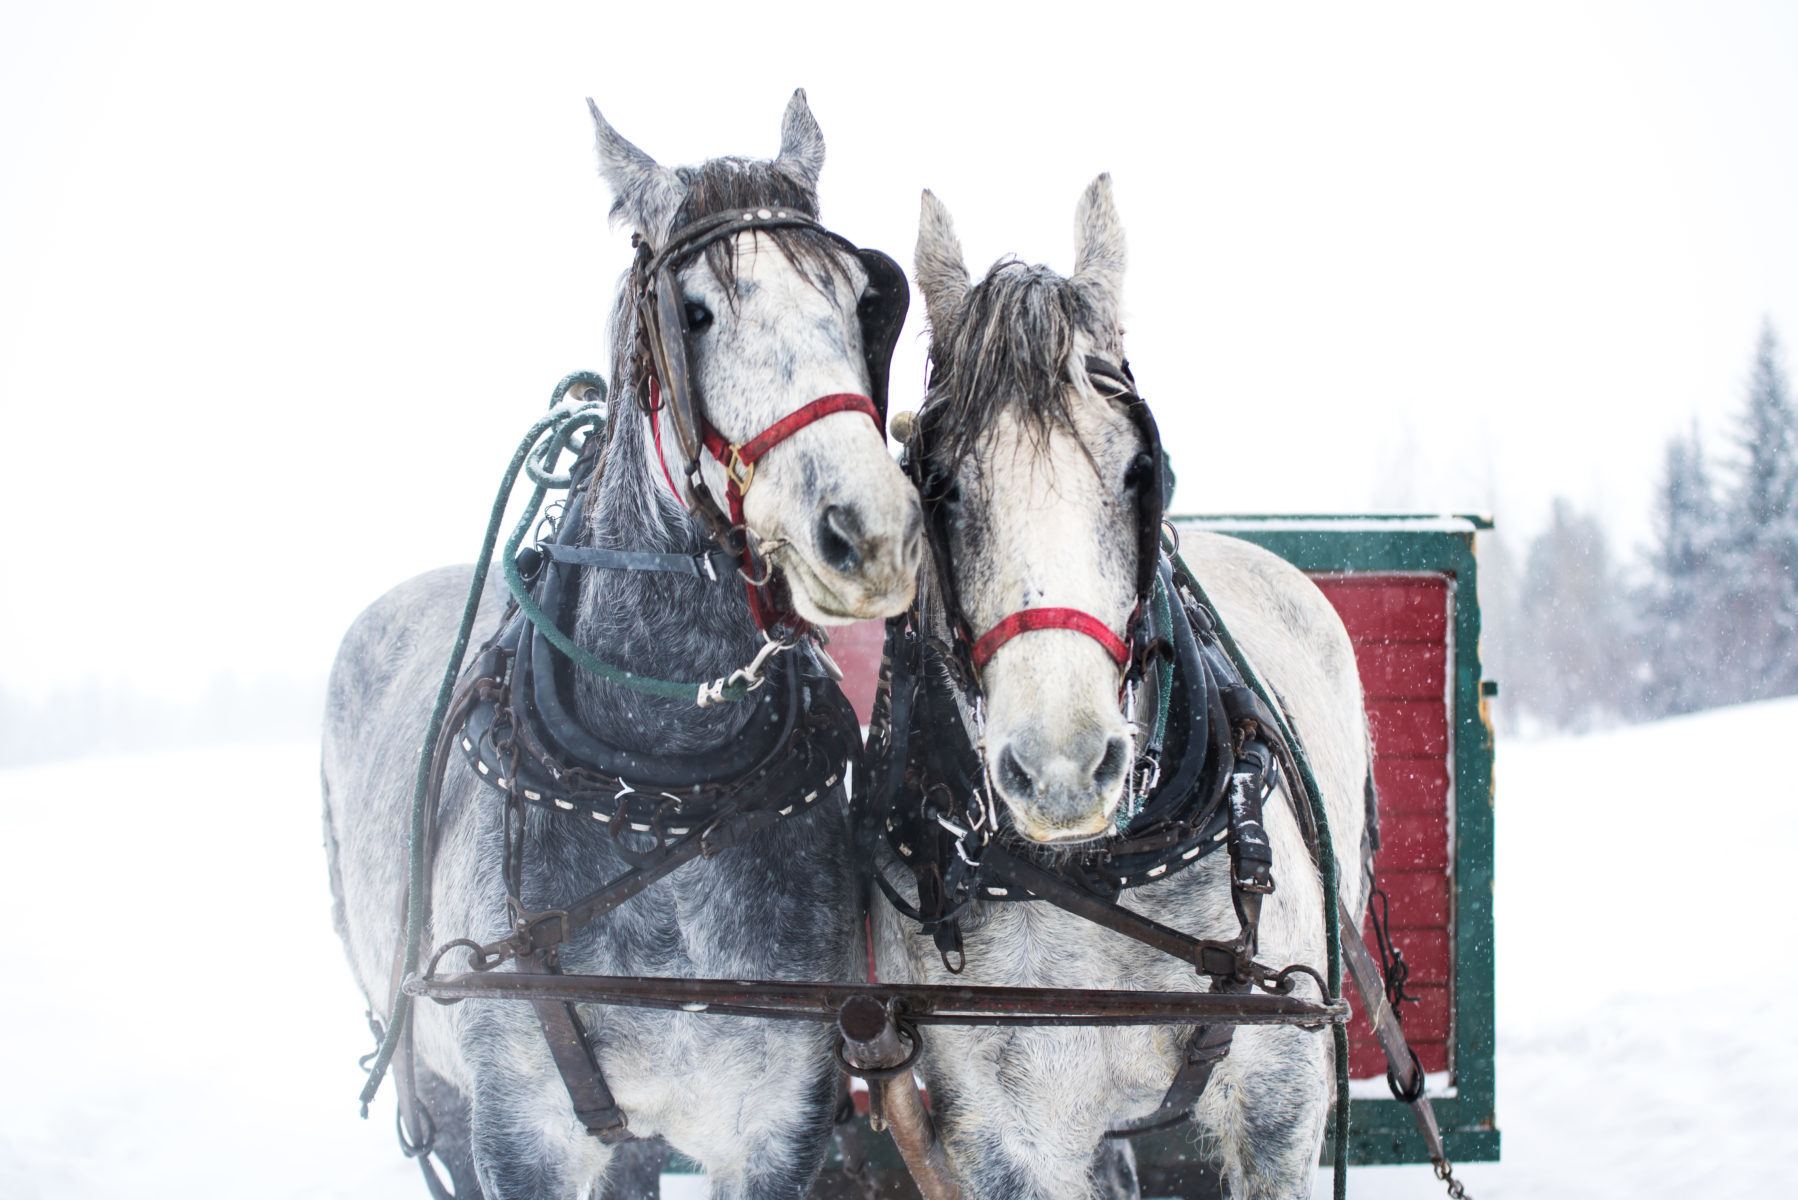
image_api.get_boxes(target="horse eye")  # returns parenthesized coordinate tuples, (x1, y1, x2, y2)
(1123, 452, 1155, 491)
(683, 301, 713, 333)
(858, 288, 881, 318)
(924, 467, 960, 507)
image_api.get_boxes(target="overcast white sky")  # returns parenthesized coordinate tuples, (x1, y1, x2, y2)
(4, 1, 1796, 699)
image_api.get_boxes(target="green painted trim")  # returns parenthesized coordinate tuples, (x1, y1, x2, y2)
(1336, 1125, 1502, 1166)
(1177, 511, 1495, 530)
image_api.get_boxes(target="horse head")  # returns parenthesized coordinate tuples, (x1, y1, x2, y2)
(590, 91, 921, 624)
(911, 175, 1158, 843)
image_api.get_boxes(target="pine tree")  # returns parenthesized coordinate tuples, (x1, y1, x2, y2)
(1717, 322, 1798, 701)
(1515, 498, 1636, 731)
(1638, 424, 1723, 716)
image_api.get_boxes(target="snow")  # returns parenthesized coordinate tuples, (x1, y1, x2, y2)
(1315, 696, 1798, 1199)
(3, 701, 1795, 1198)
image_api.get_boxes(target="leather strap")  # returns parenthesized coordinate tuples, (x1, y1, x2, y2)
(978, 845, 1243, 980)
(970, 606, 1129, 671)
(1339, 895, 1452, 1161)
(536, 540, 738, 580)
(1104, 979, 1249, 1138)
(521, 954, 633, 1144)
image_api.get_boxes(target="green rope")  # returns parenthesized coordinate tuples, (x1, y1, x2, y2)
(359, 397, 591, 1114)
(359, 371, 746, 1115)
(501, 373, 750, 702)
(1169, 553, 1351, 1199)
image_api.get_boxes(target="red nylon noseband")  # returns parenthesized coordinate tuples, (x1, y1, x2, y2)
(970, 607, 1131, 672)
(649, 389, 880, 510)
(701, 393, 880, 489)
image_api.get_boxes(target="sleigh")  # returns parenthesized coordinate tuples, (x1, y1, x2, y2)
(800, 513, 1500, 1193)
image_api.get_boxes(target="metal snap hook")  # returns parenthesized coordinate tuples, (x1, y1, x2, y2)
(726, 633, 795, 694)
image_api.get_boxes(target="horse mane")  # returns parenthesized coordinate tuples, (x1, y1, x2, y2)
(925, 259, 1100, 468)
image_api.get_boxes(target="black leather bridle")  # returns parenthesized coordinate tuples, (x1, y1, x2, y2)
(631, 206, 909, 633)
(904, 355, 1171, 688)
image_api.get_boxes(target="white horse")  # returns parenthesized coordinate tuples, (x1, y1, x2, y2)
(872, 176, 1369, 1199)
(323, 92, 921, 1198)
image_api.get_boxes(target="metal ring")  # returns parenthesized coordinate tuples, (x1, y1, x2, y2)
(1264, 962, 1330, 1000)
(736, 533, 786, 587)
(424, 938, 503, 983)
(1387, 1046, 1427, 1104)
(739, 554, 776, 588)
(833, 1018, 924, 1081)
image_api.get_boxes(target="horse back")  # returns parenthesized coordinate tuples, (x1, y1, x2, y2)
(1174, 531, 1371, 910)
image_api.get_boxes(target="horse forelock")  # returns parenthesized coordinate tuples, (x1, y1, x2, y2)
(666, 157, 851, 306)
(925, 261, 1102, 470)
(600, 151, 852, 466)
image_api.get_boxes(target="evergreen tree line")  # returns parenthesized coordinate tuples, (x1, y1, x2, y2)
(1501, 323, 1798, 731)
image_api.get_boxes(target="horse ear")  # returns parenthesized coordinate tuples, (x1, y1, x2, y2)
(775, 88, 826, 189)
(1071, 173, 1126, 320)
(916, 189, 971, 338)
(586, 98, 684, 240)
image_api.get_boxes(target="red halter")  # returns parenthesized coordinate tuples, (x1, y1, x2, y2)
(649, 384, 882, 631)
(970, 607, 1131, 672)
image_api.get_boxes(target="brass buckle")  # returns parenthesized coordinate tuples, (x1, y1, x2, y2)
(725, 445, 755, 493)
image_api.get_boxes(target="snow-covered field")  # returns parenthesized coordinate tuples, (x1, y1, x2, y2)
(3, 701, 1794, 1198)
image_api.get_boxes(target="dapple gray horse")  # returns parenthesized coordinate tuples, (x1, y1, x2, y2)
(323, 92, 921, 1199)
(873, 177, 1369, 1199)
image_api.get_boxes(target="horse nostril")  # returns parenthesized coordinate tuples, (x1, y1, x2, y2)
(997, 745, 1034, 799)
(816, 504, 864, 573)
(1092, 735, 1129, 791)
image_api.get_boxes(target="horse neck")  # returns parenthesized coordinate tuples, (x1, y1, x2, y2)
(567, 395, 767, 753)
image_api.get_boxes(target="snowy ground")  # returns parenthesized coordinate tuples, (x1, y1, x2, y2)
(2, 701, 1794, 1198)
